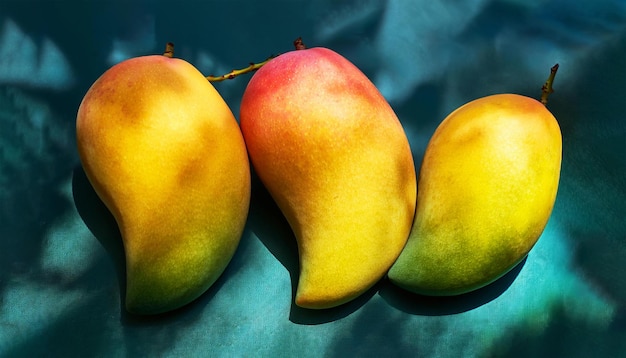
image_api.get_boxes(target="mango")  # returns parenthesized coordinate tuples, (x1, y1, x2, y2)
(388, 93, 561, 295)
(240, 47, 416, 309)
(76, 54, 250, 314)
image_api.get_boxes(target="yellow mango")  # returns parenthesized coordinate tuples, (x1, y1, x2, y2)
(76, 54, 250, 314)
(389, 93, 561, 295)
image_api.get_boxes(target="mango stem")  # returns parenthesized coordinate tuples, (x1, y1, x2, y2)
(294, 37, 306, 50)
(160, 41, 275, 82)
(541, 64, 559, 106)
(163, 42, 175, 58)
(206, 56, 277, 82)
(207, 37, 307, 81)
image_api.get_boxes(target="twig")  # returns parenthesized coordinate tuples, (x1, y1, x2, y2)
(206, 56, 277, 82)
(541, 64, 559, 106)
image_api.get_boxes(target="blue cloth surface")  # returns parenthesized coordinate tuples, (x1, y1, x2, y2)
(1, 1, 625, 357)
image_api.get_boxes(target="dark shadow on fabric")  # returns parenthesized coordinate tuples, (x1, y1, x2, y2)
(0, 86, 79, 300)
(247, 171, 375, 324)
(289, 282, 380, 325)
(326, 298, 422, 357)
(379, 257, 526, 316)
(573, 234, 626, 325)
(72, 165, 127, 314)
(552, 30, 626, 327)
(611, 308, 626, 332)
(484, 301, 626, 357)
(393, 82, 445, 159)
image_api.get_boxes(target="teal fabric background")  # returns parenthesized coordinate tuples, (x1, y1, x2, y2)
(1, 0, 625, 356)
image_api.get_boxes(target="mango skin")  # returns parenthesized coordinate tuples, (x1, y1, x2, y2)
(388, 94, 562, 296)
(76, 55, 251, 314)
(240, 47, 417, 309)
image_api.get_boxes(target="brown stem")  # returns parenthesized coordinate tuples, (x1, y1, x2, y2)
(294, 37, 306, 50)
(206, 55, 277, 82)
(541, 64, 559, 106)
(160, 42, 280, 82)
(208, 38, 306, 82)
(163, 42, 175, 58)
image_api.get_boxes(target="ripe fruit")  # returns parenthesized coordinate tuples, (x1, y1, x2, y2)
(240, 46, 416, 309)
(76, 53, 250, 314)
(388, 93, 562, 296)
